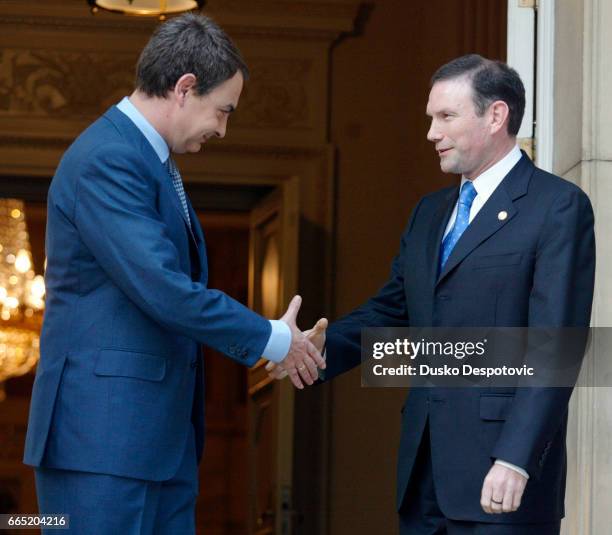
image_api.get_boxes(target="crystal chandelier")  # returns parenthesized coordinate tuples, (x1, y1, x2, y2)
(87, 0, 206, 19)
(0, 199, 45, 402)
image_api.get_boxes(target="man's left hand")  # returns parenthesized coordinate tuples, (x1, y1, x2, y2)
(480, 463, 527, 514)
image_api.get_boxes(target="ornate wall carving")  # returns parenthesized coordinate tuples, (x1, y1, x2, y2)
(0, 49, 135, 118)
(234, 58, 312, 129)
(0, 49, 313, 130)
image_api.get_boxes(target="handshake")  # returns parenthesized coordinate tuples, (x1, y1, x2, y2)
(265, 295, 328, 390)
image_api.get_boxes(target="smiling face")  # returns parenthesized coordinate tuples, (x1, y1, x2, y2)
(426, 77, 496, 179)
(170, 70, 244, 154)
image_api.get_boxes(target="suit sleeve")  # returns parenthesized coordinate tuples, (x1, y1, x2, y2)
(323, 199, 423, 380)
(72, 143, 271, 366)
(491, 185, 595, 478)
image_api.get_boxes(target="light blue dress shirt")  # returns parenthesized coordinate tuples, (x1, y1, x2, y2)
(116, 97, 291, 363)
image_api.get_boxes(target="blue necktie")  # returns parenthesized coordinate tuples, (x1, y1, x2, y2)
(165, 158, 191, 227)
(439, 181, 477, 272)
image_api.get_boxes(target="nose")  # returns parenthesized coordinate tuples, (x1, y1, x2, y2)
(427, 120, 442, 143)
(215, 117, 229, 139)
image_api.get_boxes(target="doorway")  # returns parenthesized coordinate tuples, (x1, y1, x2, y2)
(188, 179, 300, 535)
(0, 173, 301, 535)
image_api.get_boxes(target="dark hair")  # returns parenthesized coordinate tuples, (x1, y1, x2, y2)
(135, 13, 249, 97)
(431, 54, 525, 136)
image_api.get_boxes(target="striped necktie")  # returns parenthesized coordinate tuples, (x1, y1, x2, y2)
(164, 157, 191, 226)
(439, 181, 477, 272)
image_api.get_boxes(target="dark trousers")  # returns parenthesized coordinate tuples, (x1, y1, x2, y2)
(398, 422, 561, 535)
(35, 425, 198, 535)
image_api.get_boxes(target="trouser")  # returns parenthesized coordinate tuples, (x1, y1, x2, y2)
(35, 425, 198, 535)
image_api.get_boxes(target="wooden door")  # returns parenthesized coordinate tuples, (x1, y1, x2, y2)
(247, 178, 299, 535)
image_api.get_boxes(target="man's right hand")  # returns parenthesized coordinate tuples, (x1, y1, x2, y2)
(277, 295, 326, 389)
(303, 317, 327, 354)
(267, 315, 327, 385)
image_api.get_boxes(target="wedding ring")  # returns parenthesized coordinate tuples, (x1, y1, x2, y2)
(491, 499, 503, 505)
(298, 365, 306, 371)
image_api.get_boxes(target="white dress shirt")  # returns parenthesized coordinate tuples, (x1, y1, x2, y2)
(116, 97, 291, 363)
(443, 144, 522, 239)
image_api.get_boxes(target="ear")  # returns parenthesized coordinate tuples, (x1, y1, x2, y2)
(173, 73, 197, 105)
(489, 100, 510, 135)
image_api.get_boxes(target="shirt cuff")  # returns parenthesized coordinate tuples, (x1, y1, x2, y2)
(262, 320, 292, 363)
(494, 459, 529, 479)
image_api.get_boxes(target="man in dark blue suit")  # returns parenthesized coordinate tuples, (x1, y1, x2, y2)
(23, 14, 325, 534)
(270, 55, 595, 533)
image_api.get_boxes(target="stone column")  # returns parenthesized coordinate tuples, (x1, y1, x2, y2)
(550, 0, 612, 533)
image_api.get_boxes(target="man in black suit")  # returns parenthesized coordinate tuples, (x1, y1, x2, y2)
(269, 54, 595, 534)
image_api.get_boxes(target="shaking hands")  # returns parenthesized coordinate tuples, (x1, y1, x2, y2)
(266, 295, 328, 389)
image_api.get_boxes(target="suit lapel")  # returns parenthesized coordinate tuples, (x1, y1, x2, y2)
(186, 198, 207, 273)
(436, 187, 516, 283)
(435, 154, 534, 286)
(427, 187, 458, 287)
(103, 107, 201, 255)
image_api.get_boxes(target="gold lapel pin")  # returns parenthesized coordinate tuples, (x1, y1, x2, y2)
(498, 211, 508, 221)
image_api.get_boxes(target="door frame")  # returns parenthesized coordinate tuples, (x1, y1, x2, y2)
(247, 178, 300, 535)
(506, 0, 555, 170)
(0, 141, 336, 535)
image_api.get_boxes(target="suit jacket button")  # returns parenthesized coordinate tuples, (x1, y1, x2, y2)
(190, 360, 197, 369)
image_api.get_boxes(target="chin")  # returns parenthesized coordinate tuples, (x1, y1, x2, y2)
(440, 160, 461, 175)
(440, 162, 454, 174)
(186, 143, 203, 153)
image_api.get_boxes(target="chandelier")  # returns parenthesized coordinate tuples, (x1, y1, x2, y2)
(87, 0, 206, 19)
(0, 199, 45, 402)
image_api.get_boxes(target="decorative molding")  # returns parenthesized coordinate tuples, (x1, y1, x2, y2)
(561, 5, 611, 534)
(0, 14, 349, 42)
(0, 0, 363, 41)
(535, 0, 555, 172)
(191, 0, 362, 39)
(0, 14, 156, 35)
(0, 51, 315, 130)
(0, 134, 329, 158)
(583, 0, 605, 162)
(234, 59, 312, 129)
(0, 49, 135, 118)
(207, 0, 360, 19)
(507, 1, 535, 140)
